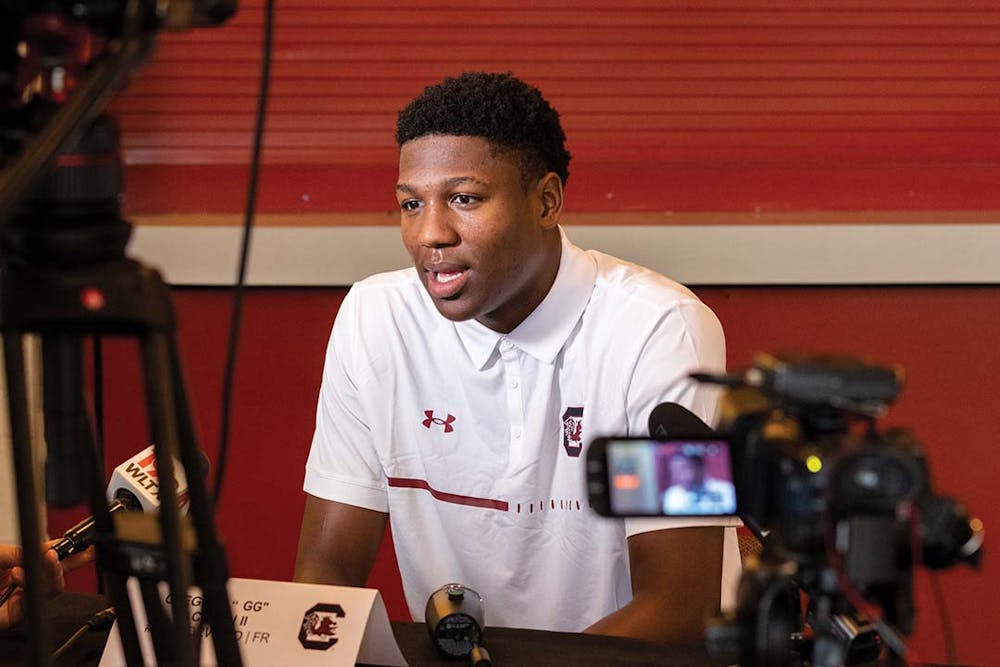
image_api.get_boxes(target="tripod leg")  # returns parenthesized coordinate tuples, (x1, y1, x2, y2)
(140, 578, 179, 663)
(167, 333, 244, 666)
(3, 332, 53, 667)
(103, 573, 146, 664)
(140, 331, 196, 666)
(39, 332, 93, 507)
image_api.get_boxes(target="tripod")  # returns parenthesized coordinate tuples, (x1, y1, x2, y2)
(2, 221, 243, 666)
(0, 8, 242, 666)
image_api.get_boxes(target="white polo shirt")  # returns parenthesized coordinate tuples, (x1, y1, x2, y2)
(304, 229, 741, 632)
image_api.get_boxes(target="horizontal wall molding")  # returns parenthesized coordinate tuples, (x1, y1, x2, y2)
(128, 213, 1000, 286)
(133, 210, 1000, 228)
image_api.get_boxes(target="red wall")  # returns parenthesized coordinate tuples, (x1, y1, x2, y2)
(113, 1, 1000, 215)
(49, 284, 999, 665)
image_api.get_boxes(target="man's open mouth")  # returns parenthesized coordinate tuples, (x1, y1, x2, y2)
(426, 268, 468, 298)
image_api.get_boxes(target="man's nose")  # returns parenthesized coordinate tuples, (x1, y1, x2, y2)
(419, 203, 459, 247)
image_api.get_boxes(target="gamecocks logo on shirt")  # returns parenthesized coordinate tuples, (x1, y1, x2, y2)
(562, 406, 584, 457)
(298, 603, 345, 650)
(423, 410, 456, 433)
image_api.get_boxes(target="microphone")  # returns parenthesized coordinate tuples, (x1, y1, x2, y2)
(50, 500, 129, 560)
(106, 444, 202, 514)
(647, 402, 716, 438)
(691, 353, 903, 411)
(49, 445, 208, 560)
(425, 583, 492, 667)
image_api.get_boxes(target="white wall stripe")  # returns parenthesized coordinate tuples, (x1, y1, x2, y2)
(127, 224, 1000, 287)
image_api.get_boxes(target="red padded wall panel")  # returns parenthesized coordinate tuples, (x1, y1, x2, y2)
(111, 1, 1000, 214)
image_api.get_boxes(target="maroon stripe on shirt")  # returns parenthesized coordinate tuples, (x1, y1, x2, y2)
(387, 477, 509, 512)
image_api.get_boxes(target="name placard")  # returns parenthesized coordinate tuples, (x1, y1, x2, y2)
(98, 578, 408, 666)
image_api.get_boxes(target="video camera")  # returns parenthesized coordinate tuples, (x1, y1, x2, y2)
(588, 352, 983, 667)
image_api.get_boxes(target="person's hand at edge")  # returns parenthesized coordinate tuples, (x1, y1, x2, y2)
(0, 542, 96, 629)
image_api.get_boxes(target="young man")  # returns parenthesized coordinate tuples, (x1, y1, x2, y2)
(662, 452, 737, 516)
(295, 72, 740, 643)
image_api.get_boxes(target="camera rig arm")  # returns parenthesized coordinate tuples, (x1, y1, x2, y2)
(0, 1, 154, 223)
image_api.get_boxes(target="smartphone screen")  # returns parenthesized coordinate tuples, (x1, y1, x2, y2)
(588, 438, 738, 517)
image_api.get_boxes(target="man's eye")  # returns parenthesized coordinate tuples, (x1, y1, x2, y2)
(451, 194, 479, 206)
(400, 200, 422, 212)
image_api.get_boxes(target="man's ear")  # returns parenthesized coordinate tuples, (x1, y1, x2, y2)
(536, 172, 564, 230)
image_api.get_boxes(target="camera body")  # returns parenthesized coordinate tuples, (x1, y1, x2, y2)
(716, 354, 979, 580)
(588, 352, 982, 666)
(721, 355, 981, 667)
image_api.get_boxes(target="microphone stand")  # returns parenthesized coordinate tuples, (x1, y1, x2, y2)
(0, 6, 241, 666)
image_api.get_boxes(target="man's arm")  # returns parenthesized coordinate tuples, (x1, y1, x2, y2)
(587, 295, 727, 643)
(584, 526, 724, 644)
(293, 494, 388, 587)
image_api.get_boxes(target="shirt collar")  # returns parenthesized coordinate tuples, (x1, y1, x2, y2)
(454, 228, 597, 369)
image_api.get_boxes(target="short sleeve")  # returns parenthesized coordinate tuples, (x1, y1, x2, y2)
(625, 298, 726, 430)
(622, 297, 741, 536)
(303, 288, 390, 512)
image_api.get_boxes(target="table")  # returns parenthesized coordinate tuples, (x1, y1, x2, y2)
(0, 592, 722, 666)
(0, 593, 966, 666)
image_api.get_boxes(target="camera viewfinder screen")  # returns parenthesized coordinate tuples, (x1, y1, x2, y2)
(607, 439, 737, 516)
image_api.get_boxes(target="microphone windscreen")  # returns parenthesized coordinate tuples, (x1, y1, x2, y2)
(425, 583, 485, 659)
(105, 445, 208, 514)
(647, 402, 716, 438)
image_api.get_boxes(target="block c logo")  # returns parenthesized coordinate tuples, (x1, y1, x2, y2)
(299, 603, 345, 650)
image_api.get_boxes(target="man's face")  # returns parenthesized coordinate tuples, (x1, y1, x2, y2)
(669, 456, 703, 489)
(396, 134, 562, 333)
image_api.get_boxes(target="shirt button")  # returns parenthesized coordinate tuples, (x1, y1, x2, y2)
(510, 379, 519, 389)
(512, 428, 522, 438)
(500, 339, 513, 351)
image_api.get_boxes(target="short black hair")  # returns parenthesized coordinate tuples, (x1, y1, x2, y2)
(395, 72, 571, 186)
(671, 452, 705, 468)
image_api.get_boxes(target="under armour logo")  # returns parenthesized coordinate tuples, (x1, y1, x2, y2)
(422, 410, 456, 433)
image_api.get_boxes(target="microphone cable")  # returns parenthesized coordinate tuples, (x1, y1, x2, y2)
(0, 582, 14, 608)
(190, 0, 276, 649)
(51, 606, 116, 663)
(929, 574, 957, 665)
(92, 335, 106, 594)
(904, 501, 959, 666)
(213, 0, 276, 509)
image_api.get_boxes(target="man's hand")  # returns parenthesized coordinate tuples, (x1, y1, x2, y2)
(584, 526, 725, 644)
(0, 542, 96, 629)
